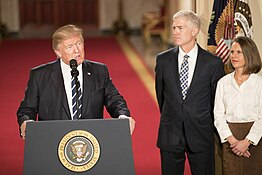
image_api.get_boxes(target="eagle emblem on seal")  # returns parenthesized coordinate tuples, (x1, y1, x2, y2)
(70, 140, 90, 162)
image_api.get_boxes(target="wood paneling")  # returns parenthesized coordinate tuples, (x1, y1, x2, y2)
(19, 0, 98, 27)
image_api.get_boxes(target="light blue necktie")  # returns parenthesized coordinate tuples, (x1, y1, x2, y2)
(180, 55, 189, 100)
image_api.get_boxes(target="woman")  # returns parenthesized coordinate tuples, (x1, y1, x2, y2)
(214, 36, 262, 175)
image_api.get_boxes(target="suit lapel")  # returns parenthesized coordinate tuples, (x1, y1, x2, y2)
(171, 47, 184, 100)
(50, 59, 71, 119)
(82, 60, 93, 117)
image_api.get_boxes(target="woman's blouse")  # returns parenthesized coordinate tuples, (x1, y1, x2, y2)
(214, 72, 262, 145)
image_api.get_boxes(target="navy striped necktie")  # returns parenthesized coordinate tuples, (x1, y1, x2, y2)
(180, 55, 189, 100)
(71, 77, 82, 120)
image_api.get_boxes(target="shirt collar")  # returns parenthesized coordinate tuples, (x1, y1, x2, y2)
(179, 43, 198, 58)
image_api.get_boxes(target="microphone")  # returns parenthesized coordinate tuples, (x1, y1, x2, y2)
(69, 59, 79, 78)
(69, 59, 80, 118)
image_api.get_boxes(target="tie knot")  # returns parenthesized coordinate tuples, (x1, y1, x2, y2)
(184, 54, 189, 60)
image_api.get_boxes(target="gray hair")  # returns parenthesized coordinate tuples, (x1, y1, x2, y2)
(173, 10, 201, 29)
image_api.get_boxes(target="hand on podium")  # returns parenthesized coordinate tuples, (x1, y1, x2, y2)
(119, 115, 135, 134)
(20, 120, 34, 140)
(129, 117, 135, 134)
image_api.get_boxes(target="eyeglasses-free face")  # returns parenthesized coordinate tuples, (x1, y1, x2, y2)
(230, 42, 246, 70)
(55, 35, 85, 65)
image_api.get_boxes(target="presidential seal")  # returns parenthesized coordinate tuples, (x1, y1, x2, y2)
(58, 130, 100, 172)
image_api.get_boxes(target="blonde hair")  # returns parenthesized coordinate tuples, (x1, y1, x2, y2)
(52, 24, 83, 50)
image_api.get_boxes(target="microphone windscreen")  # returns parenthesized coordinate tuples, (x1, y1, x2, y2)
(69, 59, 77, 69)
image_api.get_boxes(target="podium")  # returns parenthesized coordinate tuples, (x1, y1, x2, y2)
(23, 119, 135, 175)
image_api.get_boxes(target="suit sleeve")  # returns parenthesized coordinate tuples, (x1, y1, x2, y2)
(17, 70, 38, 126)
(155, 55, 164, 112)
(103, 65, 130, 118)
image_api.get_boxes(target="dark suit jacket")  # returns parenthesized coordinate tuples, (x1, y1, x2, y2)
(155, 45, 225, 152)
(17, 59, 130, 126)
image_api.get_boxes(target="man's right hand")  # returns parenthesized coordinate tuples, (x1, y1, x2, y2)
(20, 120, 33, 140)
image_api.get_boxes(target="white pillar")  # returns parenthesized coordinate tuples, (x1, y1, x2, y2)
(177, 0, 195, 11)
(1, 0, 20, 32)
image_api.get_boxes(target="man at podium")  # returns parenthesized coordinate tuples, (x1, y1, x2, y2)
(17, 24, 135, 139)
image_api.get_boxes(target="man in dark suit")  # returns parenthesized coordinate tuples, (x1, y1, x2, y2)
(17, 24, 135, 139)
(155, 10, 225, 175)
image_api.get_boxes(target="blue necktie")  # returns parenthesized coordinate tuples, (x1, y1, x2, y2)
(71, 77, 82, 120)
(180, 55, 189, 100)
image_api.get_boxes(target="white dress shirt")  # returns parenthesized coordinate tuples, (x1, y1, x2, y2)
(178, 44, 198, 88)
(214, 72, 262, 145)
(60, 60, 83, 119)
